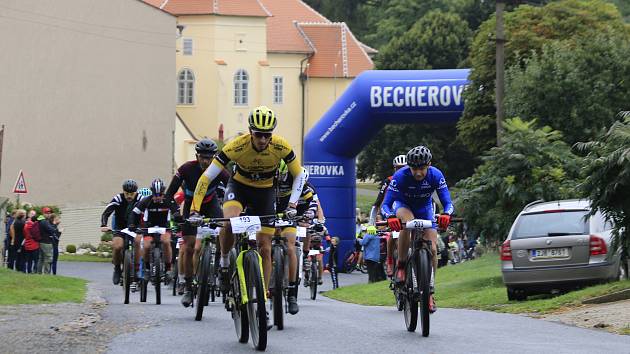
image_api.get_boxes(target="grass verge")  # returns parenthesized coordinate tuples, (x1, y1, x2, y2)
(357, 182, 380, 191)
(356, 194, 374, 217)
(325, 255, 630, 314)
(59, 254, 112, 263)
(0, 267, 87, 305)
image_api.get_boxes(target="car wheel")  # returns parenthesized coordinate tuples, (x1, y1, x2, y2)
(514, 289, 527, 301)
(506, 287, 516, 301)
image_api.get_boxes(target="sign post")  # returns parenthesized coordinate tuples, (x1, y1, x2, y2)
(13, 170, 27, 206)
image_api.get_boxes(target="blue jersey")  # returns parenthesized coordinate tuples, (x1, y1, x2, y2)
(381, 166, 454, 218)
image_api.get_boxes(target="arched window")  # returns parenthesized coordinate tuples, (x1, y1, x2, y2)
(177, 69, 194, 105)
(234, 69, 249, 106)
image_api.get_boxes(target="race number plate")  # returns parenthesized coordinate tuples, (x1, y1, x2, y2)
(392, 231, 400, 239)
(147, 227, 166, 234)
(230, 216, 261, 234)
(296, 226, 307, 239)
(405, 219, 432, 230)
(197, 226, 219, 237)
(308, 249, 321, 256)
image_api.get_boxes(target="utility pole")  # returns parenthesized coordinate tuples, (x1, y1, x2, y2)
(495, 0, 506, 147)
(0, 125, 4, 186)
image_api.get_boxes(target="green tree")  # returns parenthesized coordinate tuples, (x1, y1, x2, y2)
(574, 113, 630, 268)
(456, 0, 629, 155)
(505, 34, 630, 145)
(455, 118, 583, 244)
(376, 10, 472, 70)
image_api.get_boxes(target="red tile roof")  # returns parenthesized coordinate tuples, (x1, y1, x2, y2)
(145, 0, 270, 17)
(259, 0, 328, 53)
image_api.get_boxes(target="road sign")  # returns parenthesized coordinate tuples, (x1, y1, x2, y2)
(13, 170, 27, 194)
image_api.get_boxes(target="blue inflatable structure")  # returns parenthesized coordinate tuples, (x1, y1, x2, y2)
(303, 69, 470, 266)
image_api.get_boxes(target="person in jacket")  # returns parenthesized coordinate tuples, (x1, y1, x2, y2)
(23, 211, 40, 273)
(51, 213, 63, 274)
(5, 210, 16, 268)
(9, 209, 26, 272)
(360, 226, 385, 283)
(37, 213, 58, 274)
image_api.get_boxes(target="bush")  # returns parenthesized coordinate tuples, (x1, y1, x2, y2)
(79, 243, 97, 252)
(96, 242, 112, 253)
(66, 244, 77, 253)
(101, 233, 112, 242)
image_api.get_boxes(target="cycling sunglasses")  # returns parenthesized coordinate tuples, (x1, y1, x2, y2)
(251, 131, 272, 139)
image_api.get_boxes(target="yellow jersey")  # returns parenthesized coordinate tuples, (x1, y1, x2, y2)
(214, 133, 302, 188)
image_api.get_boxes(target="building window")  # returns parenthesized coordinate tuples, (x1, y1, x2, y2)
(183, 38, 193, 55)
(178, 69, 194, 105)
(273, 76, 283, 104)
(234, 69, 249, 106)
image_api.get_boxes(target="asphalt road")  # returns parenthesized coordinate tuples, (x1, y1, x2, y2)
(59, 262, 630, 354)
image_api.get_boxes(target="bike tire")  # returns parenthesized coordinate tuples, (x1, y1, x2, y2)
(153, 248, 162, 305)
(172, 258, 178, 296)
(140, 278, 147, 302)
(310, 258, 318, 300)
(207, 245, 216, 305)
(403, 259, 418, 332)
(245, 252, 267, 351)
(123, 251, 131, 304)
(232, 268, 249, 344)
(418, 248, 431, 337)
(343, 250, 356, 273)
(272, 248, 284, 330)
(359, 262, 368, 274)
(195, 245, 212, 321)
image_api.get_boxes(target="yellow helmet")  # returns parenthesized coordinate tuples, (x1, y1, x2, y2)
(248, 106, 277, 132)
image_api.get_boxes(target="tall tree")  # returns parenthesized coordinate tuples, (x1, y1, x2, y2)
(456, 0, 629, 155)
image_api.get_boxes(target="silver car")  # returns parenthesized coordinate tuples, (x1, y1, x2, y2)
(501, 199, 623, 301)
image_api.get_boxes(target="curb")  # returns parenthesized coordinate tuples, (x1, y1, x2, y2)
(582, 288, 630, 305)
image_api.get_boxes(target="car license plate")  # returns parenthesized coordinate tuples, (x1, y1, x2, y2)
(531, 247, 569, 259)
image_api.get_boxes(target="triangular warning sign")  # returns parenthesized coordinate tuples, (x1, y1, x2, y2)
(13, 170, 28, 194)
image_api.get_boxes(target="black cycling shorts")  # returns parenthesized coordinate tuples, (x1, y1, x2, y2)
(224, 178, 276, 229)
(181, 197, 222, 236)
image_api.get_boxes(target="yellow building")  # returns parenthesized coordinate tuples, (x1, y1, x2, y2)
(143, 0, 375, 163)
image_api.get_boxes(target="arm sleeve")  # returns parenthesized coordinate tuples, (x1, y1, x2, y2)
(100, 195, 120, 227)
(165, 174, 183, 201)
(381, 177, 402, 218)
(434, 170, 454, 215)
(372, 178, 389, 207)
(192, 161, 224, 212)
(129, 199, 145, 227)
(286, 154, 305, 205)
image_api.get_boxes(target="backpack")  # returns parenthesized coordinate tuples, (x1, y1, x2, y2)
(30, 220, 41, 242)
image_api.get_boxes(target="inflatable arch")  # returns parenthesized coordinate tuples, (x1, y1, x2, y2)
(303, 69, 470, 261)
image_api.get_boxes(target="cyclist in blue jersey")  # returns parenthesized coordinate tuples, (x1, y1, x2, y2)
(380, 146, 453, 313)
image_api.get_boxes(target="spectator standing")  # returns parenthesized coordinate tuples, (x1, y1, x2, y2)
(23, 212, 40, 273)
(37, 212, 57, 274)
(51, 213, 63, 274)
(9, 209, 27, 272)
(361, 226, 386, 283)
(4, 210, 16, 267)
(326, 236, 340, 289)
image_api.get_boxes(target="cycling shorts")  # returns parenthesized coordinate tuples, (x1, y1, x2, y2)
(223, 178, 276, 234)
(181, 197, 222, 236)
(391, 201, 437, 229)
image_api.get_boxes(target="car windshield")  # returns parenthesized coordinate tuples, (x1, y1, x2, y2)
(512, 210, 589, 239)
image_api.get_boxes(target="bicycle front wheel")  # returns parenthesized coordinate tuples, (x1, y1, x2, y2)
(403, 259, 418, 332)
(172, 258, 178, 296)
(418, 248, 431, 337)
(232, 269, 249, 344)
(245, 251, 267, 351)
(310, 259, 318, 300)
(153, 248, 162, 305)
(272, 248, 284, 330)
(123, 250, 131, 304)
(195, 245, 212, 321)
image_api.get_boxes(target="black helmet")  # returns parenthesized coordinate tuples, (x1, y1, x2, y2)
(122, 179, 138, 193)
(195, 138, 218, 156)
(150, 178, 166, 195)
(406, 146, 432, 167)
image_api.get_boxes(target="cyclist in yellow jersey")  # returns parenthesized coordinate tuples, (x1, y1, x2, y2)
(191, 106, 306, 320)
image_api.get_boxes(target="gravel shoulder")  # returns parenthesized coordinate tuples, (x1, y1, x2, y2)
(542, 299, 630, 335)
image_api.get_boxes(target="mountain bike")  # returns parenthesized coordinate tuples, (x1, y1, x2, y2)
(136, 227, 171, 305)
(342, 239, 368, 274)
(303, 229, 323, 300)
(193, 223, 220, 321)
(112, 229, 139, 304)
(378, 218, 433, 337)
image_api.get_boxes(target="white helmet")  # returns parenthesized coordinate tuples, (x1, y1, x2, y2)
(392, 154, 407, 167)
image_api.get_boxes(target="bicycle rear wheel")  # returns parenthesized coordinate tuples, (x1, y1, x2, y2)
(245, 252, 267, 351)
(309, 259, 318, 300)
(195, 245, 212, 321)
(343, 251, 356, 273)
(153, 248, 162, 305)
(232, 269, 249, 344)
(418, 248, 431, 337)
(403, 259, 418, 332)
(172, 258, 178, 296)
(123, 250, 131, 304)
(272, 248, 284, 330)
